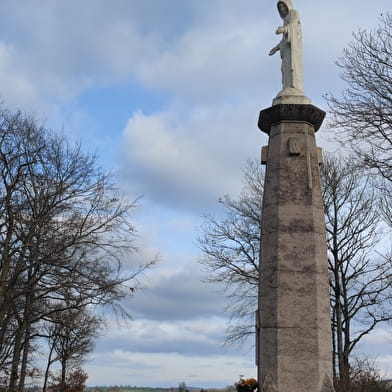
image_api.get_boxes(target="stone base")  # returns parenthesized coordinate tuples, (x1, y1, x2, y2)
(272, 87, 311, 106)
(259, 372, 335, 392)
(321, 375, 335, 392)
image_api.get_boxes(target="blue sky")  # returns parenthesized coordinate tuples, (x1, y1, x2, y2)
(0, 0, 391, 388)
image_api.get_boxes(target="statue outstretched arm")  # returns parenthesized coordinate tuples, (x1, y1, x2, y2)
(269, 44, 280, 56)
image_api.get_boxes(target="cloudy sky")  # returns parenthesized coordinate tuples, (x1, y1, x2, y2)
(1, 0, 391, 388)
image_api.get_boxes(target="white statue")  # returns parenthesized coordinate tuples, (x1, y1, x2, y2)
(269, 0, 310, 104)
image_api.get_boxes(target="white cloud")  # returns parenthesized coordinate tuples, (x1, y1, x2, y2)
(123, 257, 228, 322)
(103, 317, 226, 349)
(377, 355, 392, 378)
(87, 351, 256, 387)
(0, 1, 160, 112)
(0, 1, 274, 112)
(0, 0, 389, 114)
(361, 328, 392, 345)
(353, 325, 392, 378)
(0, 42, 41, 109)
(136, 19, 273, 103)
(120, 103, 264, 211)
(86, 310, 256, 387)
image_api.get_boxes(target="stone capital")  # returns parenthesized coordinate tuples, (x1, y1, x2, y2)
(258, 104, 326, 134)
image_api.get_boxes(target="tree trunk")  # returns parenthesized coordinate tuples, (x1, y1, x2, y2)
(61, 358, 67, 392)
(8, 270, 35, 392)
(8, 321, 24, 392)
(342, 320, 351, 388)
(331, 304, 337, 380)
(43, 342, 56, 392)
(336, 296, 344, 383)
(18, 323, 32, 392)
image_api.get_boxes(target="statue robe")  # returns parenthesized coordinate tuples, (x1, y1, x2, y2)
(278, 0, 304, 93)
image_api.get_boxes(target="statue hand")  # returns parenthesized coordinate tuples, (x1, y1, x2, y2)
(269, 46, 279, 56)
(276, 26, 285, 35)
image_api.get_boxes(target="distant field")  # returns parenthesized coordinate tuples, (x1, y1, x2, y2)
(86, 388, 171, 392)
(85, 387, 231, 392)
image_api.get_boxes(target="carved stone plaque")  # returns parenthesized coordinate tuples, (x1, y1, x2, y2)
(288, 137, 301, 156)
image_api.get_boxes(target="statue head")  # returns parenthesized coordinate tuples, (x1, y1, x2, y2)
(277, 0, 292, 18)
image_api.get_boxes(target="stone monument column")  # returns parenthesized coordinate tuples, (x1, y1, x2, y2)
(256, 2, 334, 392)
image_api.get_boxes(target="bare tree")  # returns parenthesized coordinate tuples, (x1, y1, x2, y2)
(321, 153, 392, 388)
(47, 368, 88, 392)
(0, 109, 156, 392)
(325, 14, 392, 234)
(197, 156, 391, 384)
(197, 160, 263, 345)
(341, 357, 392, 392)
(326, 14, 392, 183)
(43, 308, 101, 392)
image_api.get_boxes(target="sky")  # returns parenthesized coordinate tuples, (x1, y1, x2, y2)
(0, 0, 391, 388)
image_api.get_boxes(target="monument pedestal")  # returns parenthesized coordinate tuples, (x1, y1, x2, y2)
(256, 104, 334, 392)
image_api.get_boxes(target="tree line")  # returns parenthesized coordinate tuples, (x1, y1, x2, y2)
(0, 110, 156, 392)
(197, 13, 392, 392)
